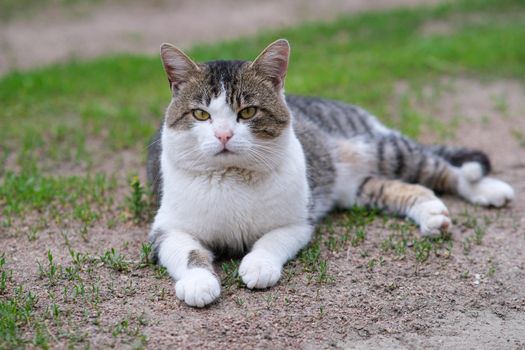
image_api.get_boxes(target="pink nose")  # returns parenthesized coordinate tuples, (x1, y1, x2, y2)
(215, 130, 233, 145)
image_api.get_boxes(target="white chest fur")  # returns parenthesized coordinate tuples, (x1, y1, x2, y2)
(153, 131, 310, 253)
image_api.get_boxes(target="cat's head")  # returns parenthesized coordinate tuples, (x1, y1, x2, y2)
(159, 39, 292, 173)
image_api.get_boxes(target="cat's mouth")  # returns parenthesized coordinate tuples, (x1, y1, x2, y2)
(216, 149, 234, 156)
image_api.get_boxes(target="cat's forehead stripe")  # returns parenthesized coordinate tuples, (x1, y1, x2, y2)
(204, 60, 245, 107)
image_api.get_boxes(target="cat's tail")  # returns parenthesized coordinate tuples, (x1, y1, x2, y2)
(425, 144, 492, 177)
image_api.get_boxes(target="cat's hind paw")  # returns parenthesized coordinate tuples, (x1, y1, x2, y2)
(239, 251, 282, 289)
(459, 176, 514, 208)
(461, 162, 484, 182)
(409, 198, 451, 236)
(175, 268, 220, 307)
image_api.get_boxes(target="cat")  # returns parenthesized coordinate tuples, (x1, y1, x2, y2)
(147, 39, 514, 307)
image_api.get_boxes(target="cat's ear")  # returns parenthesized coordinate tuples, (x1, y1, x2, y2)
(250, 39, 290, 90)
(160, 43, 200, 92)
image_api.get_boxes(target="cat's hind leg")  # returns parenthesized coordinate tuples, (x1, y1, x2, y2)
(333, 138, 450, 235)
(365, 135, 514, 207)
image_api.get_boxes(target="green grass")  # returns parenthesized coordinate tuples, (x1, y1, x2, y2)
(2, 0, 525, 230)
(0, 171, 116, 231)
(0, 286, 39, 349)
(221, 259, 243, 289)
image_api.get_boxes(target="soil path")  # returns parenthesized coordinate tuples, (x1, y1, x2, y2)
(0, 0, 442, 75)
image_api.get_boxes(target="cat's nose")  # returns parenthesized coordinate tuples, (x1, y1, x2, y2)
(215, 130, 233, 145)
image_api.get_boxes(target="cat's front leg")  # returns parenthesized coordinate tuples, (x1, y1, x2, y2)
(239, 224, 313, 289)
(150, 228, 220, 307)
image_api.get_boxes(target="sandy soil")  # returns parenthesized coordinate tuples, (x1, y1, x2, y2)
(0, 0, 443, 75)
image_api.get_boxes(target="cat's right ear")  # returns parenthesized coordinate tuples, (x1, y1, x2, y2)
(160, 43, 200, 92)
(250, 39, 290, 90)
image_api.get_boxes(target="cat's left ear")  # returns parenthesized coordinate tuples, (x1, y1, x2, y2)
(250, 39, 290, 90)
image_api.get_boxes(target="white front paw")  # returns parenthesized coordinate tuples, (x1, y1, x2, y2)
(239, 251, 282, 289)
(175, 268, 220, 307)
(409, 198, 451, 236)
(460, 177, 514, 207)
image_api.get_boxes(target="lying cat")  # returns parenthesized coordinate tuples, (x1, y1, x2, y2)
(147, 39, 514, 307)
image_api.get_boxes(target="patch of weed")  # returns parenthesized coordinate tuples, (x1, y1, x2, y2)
(38, 250, 61, 286)
(473, 225, 486, 245)
(351, 227, 367, 247)
(299, 240, 321, 273)
(0, 255, 12, 294)
(221, 259, 243, 288)
(154, 266, 168, 279)
(99, 248, 130, 272)
(511, 128, 525, 148)
(317, 260, 335, 283)
(126, 175, 152, 224)
(139, 243, 153, 267)
(0, 286, 39, 349)
(413, 239, 433, 263)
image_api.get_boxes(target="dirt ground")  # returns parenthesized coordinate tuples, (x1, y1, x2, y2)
(2, 1, 525, 349)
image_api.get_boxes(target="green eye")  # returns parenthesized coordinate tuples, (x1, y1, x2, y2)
(238, 106, 257, 120)
(192, 109, 210, 121)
